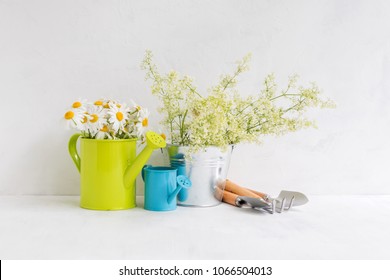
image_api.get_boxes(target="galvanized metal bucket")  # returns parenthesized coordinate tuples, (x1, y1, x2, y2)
(163, 144, 234, 207)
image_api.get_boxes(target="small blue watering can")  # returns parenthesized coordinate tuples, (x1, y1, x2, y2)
(142, 165, 191, 211)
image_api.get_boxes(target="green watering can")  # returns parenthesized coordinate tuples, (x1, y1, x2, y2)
(68, 131, 166, 210)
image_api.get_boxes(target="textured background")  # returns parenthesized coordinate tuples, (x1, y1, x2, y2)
(0, 0, 389, 195)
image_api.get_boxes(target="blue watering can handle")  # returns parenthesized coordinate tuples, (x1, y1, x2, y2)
(141, 165, 152, 182)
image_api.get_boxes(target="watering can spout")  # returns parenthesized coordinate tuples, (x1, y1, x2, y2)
(123, 131, 166, 187)
(167, 175, 192, 204)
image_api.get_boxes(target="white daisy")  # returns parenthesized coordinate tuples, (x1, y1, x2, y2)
(129, 99, 143, 112)
(93, 99, 105, 107)
(85, 105, 107, 135)
(107, 103, 130, 133)
(71, 98, 87, 112)
(63, 98, 149, 139)
(95, 124, 113, 139)
(135, 108, 150, 137)
(63, 109, 86, 130)
(98, 98, 116, 109)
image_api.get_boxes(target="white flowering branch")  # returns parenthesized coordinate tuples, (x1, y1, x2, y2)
(141, 51, 335, 151)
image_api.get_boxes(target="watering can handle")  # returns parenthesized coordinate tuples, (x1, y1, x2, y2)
(68, 133, 81, 173)
(141, 165, 153, 182)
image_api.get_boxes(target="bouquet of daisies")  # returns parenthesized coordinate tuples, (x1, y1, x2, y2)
(63, 98, 149, 140)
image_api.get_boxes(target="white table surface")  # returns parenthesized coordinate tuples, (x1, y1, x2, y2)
(1, 195, 389, 260)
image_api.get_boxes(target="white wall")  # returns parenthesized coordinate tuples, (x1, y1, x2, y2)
(1, 0, 389, 195)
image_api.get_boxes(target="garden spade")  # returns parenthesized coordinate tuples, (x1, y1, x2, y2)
(222, 180, 309, 213)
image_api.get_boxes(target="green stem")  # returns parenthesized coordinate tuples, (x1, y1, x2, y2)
(169, 120, 174, 142)
(235, 102, 255, 117)
(247, 120, 268, 132)
(179, 110, 188, 145)
(145, 62, 166, 96)
(284, 98, 306, 113)
(221, 71, 240, 92)
(270, 93, 301, 101)
(185, 83, 203, 98)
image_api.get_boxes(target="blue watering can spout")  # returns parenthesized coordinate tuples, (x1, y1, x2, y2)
(167, 175, 192, 204)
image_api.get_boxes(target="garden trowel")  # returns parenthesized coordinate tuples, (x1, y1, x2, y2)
(222, 180, 309, 213)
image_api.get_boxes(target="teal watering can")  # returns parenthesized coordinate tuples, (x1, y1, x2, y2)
(142, 165, 192, 211)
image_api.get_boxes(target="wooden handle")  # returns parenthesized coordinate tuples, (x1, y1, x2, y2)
(244, 188, 269, 200)
(219, 180, 271, 207)
(224, 179, 269, 200)
(225, 180, 261, 198)
(221, 190, 239, 206)
(216, 187, 239, 207)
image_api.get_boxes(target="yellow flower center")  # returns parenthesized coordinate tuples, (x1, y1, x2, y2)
(142, 118, 148, 127)
(103, 103, 110, 109)
(116, 112, 124, 121)
(72, 102, 82, 108)
(116, 104, 121, 108)
(136, 106, 141, 111)
(100, 125, 109, 132)
(160, 133, 166, 140)
(90, 114, 99, 123)
(94, 100, 103, 106)
(81, 115, 88, 124)
(64, 111, 74, 120)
